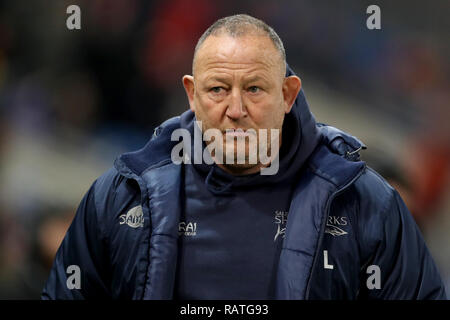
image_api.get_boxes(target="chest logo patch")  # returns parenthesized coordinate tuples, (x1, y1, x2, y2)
(119, 205, 144, 228)
(325, 216, 348, 237)
(274, 210, 289, 241)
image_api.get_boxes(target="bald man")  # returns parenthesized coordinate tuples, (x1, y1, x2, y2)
(42, 14, 446, 300)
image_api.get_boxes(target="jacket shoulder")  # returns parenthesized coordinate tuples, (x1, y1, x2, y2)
(352, 166, 397, 230)
(353, 166, 396, 219)
(92, 167, 141, 233)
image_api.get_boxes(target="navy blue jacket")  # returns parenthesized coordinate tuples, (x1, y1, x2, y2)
(42, 67, 447, 300)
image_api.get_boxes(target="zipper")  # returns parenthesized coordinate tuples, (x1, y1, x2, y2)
(304, 164, 366, 299)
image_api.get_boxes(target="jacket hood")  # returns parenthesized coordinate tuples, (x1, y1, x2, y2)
(179, 65, 321, 195)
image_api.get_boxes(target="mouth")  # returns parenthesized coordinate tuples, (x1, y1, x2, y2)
(224, 128, 256, 137)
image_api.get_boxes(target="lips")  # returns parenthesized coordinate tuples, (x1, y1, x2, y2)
(224, 128, 257, 137)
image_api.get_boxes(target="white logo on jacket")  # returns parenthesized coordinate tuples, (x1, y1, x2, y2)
(274, 210, 288, 241)
(119, 205, 144, 228)
(325, 215, 348, 237)
(179, 221, 197, 236)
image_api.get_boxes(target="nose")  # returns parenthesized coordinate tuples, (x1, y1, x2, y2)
(226, 88, 247, 120)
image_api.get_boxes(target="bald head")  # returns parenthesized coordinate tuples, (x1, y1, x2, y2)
(193, 14, 286, 77)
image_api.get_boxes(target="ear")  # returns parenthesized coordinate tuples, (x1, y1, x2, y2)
(182, 75, 195, 112)
(282, 76, 301, 113)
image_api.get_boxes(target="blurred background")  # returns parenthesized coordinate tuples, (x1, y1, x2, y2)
(0, 0, 448, 299)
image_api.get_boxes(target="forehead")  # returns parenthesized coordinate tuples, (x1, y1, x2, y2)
(194, 35, 283, 77)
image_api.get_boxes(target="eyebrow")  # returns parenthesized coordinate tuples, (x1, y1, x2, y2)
(204, 76, 231, 84)
(242, 75, 267, 83)
(203, 74, 269, 85)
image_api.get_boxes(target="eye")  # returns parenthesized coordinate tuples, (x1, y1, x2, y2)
(210, 87, 224, 94)
(248, 86, 260, 93)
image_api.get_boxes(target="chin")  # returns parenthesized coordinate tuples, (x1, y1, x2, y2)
(220, 162, 261, 175)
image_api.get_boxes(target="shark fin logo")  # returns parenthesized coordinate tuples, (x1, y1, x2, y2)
(325, 224, 348, 237)
(325, 216, 349, 237)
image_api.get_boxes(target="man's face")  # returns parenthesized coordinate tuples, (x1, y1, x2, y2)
(183, 34, 301, 175)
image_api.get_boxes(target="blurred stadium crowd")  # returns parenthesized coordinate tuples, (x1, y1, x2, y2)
(0, 0, 448, 299)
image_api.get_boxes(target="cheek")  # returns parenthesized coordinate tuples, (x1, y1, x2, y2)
(250, 97, 285, 128)
(194, 94, 224, 127)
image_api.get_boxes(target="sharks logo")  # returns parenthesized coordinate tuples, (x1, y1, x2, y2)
(325, 224, 348, 237)
(325, 216, 348, 237)
(274, 210, 288, 241)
